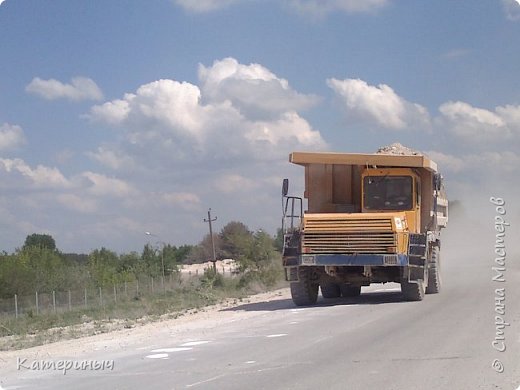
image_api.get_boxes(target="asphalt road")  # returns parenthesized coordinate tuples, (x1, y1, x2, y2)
(1, 222, 519, 390)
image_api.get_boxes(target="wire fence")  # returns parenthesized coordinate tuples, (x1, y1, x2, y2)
(0, 266, 237, 319)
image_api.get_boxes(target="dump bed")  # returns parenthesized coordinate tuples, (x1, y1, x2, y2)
(290, 151, 438, 172)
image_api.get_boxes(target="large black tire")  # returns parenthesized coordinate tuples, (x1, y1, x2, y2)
(426, 246, 441, 294)
(401, 279, 425, 301)
(340, 284, 361, 297)
(290, 268, 319, 306)
(320, 283, 341, 298)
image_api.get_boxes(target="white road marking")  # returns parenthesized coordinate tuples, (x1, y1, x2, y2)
(186, 374, 226, 388)
(145, 353, 169, 359)
(180, 341, 211, 347)
(266, 333, 288, 338)
(245, 360, 256, 364)
(151, 347, 192, 353)
(372, 287, 401, 292)
(289, 321, 299, 325)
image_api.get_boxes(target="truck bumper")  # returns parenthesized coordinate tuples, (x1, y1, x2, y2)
(284, 253, 409, 267)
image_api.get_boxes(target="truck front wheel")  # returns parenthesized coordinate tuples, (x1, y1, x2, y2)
(341, 284, 361, 297)
(426, 246, 441, 294)
(320, 283, 341, 298)
(401, 279, 425, 301)
(290, 268, 319, 306)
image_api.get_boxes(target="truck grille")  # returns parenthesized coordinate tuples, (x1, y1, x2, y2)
(303, 217, 396, 254)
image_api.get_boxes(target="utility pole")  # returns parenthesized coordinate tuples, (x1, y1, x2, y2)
(204, 208, 217, 273)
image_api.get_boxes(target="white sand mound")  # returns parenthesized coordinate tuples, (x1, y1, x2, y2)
(376, 142, 422, 156)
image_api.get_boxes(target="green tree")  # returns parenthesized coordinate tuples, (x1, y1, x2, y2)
(88, 248, 120, 287)
(23, 233, 57, 251)
(175, 244, 194, 264)
(141, 244, 162, 277)
(236, 228, 282, 288)
(17, 246, 71, 292)
(0, 252, 33, 297)
(162, 244, 180, 274)
(119, 252, 140, 273)
(185, 234, 222, 264)
(274, 228, 284, 252)
(219, 221, 253, 261)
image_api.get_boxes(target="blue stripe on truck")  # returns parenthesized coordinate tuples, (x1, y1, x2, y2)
(298, 254, 408, 266)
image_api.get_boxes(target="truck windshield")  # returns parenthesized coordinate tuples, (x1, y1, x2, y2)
(363, 176, 413, 211)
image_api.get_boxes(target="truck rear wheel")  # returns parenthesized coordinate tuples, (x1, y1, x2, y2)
(320, 283, 341, 298)
(401, 279, 425, 301)
(341, 284, 361, 297)
(426, 246, 441, 294)
(290, 268, 319, 306)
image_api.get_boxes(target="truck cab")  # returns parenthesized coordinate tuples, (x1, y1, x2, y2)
(362, 168, 421, 232)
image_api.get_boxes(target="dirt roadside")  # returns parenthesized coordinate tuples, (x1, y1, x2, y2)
(0, 288, 291, 364)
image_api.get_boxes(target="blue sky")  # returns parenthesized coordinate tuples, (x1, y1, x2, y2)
(1, 0, 519, 253)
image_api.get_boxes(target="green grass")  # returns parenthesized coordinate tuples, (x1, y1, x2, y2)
(0, 273, 285, 351)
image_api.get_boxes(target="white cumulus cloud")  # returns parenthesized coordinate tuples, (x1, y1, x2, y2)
(161, 192, 201, 210)
(57, 194, 98, 214)
(214, 174, 257, 194)
(0, 158, 70, 189)
(438, 101, 518, 141)
(503, 0, 520, 21)
(80, 172, 135, 198)
(287, 0, 390, 17)
(174, 0, 389, 16)
(327, 78, 430, 130)
(87, 58, 326, 171)
(199, 57, 318, 120)
(426, 150, 520, 175)
(26, 76, 104, 101)
(88, 97, 131, 125)
(174, 0, 243, 13)
(0, 123, 26, 151)
(87, 146, 136, 171)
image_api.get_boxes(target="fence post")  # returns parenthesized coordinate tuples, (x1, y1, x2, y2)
(136, 279, 139, 296)
(84, 288, 88, 308)
(99, 287, 102, 306)
(68, 290, 72, 311)
(52, 291, 56, 314)
(124, 281, 127, 296)
(113, 284, 117, 303)
(151, 277, 154, 293)
(14, 294, 18, 319)
(35, 291, 39, 315)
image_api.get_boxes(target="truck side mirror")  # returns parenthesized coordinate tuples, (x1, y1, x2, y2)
(433, 173, 442, 191)
(282, 179, 289, 197)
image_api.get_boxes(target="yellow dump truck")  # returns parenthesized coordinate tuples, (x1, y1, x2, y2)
(281, 150, 448, 305)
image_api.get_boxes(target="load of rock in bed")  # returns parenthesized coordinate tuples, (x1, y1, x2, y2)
(376, 143, 422, 156)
